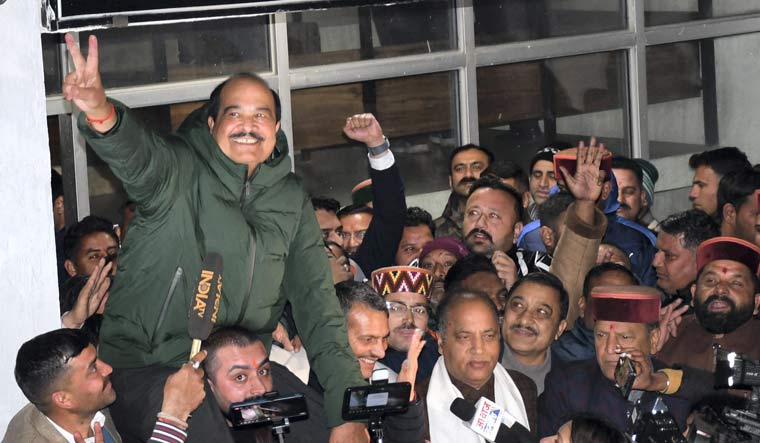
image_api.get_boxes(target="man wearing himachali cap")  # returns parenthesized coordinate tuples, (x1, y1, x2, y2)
(371, 266, 440, 381)
(538, 285, 691, 436)
(657, 236, 760, 370)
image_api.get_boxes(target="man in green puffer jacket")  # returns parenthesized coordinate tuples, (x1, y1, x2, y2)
(62, 34, 368, 442)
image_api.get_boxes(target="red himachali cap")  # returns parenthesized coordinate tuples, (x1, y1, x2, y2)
(696, 236, 760, 276)
(419, 236, 469, 263)
(591, 285, 661, 324)
(370, 266, 433, 299)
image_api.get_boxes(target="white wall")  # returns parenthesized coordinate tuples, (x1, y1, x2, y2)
(0, 0, 61, 432)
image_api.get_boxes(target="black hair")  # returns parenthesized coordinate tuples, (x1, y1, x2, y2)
(582, 262, 638, 300)
(63, 215, 119, 262)
(448, 143, 495, 172)
(468, 175, 525, 222)
(337, 204, 373, 219)
(659, 209, 720, 251)
(529, 142, 572, 172)
(405, 207, 435, 236)
(14, 329, 90, 413)
(567, 413, 630, 443)
(443, 254, 497, 291)
(437, 288, 498, 341)
(203, 326, 264, 379)
(716, 168, 760, 223)
(482, 161, 529, 194)
(207, 72, 281, 123)
(611, 156, 643, 185)
(334, 280, 388, 316)
(311, 196, 341, 214)
(538, 192, 575, 233)
(688, 146, 751, 178)
(51, 169, 64, 202)
(508, 272, 570, 321)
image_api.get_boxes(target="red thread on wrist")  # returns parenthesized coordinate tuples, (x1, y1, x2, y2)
(86, 103, 115, 125)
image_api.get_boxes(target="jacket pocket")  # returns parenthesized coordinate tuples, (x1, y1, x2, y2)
(151, 266, 183, 348)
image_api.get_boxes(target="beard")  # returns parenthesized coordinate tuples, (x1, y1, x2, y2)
(694, 294, 755, 334)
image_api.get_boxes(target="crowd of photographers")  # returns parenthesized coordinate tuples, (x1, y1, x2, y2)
(4, 34, 760, 443)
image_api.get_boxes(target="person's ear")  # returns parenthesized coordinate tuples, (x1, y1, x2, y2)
(437, 333, 445, 355)
(690, 283, 697, 308)
(540, 226, 555, 250)
(275, 120, 281, 133)
(639, 192, 649, 211)
(448, 175, 453, 191)
(51, 390, 72, 410)
(601, 181, 612, 201)
(64, 259, 78, 277)
(207, 115, 215, 133)
(578, 296, 586, 317)
(722, 203, 737, 228)
(522, 192, 531, 209)
(555, 319, 568, 340)
(753, 292, 760, 316)
(513, 222, 523, 245)
(649, 327, 661, 353)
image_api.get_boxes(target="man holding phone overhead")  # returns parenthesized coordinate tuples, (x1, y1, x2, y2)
(62, 34, 366, 443)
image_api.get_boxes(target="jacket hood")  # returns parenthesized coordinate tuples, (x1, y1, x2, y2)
(177, 102, 292, 193)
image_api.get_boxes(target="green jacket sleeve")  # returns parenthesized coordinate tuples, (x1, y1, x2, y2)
(77, 99, 189, 216)
(282, 193, 365, 427)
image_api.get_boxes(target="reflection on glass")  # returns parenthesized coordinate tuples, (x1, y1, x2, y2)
(477, 51, 629, 166)
(77, 17, 269, 88)
(645, 1, 760, 26)
(293, 72, 459, 203)
(288, 1, 455, 68)
(647, 35, 758, 159)
(474, 0, 625, 46)
(43, 34, 63, 95)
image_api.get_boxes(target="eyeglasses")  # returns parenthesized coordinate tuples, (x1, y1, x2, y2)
(386, 301, 428, 317)
(341, 230, 367, 242)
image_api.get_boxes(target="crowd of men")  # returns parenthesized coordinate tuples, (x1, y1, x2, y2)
(4, 33, 760, 443)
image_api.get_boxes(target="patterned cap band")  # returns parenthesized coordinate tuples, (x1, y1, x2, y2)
(370, 266, 433, 298)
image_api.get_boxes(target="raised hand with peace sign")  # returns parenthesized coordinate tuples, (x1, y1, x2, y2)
(62, 34, 115, 132)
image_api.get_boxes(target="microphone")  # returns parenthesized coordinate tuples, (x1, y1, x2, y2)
(450, 397, 536, 443)
(187, 253, 223, 360)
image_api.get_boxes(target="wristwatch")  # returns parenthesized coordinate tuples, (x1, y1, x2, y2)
(367, 137, 390, 156)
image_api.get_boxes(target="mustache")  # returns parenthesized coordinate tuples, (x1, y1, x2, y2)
(229, 131, 264, 141)
(458, 177, 477, 186)
(466, 228, 493, 243)
(618, 203, 632, 210)
(394, 323, 417, 332)
(510, 324, 538, 335)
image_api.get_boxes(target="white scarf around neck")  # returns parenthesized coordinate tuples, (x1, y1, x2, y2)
(426, 356, 529, 443)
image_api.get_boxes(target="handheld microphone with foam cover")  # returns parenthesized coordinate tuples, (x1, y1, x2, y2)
(187, 253, 223, 360)
(450, 397, 537, 443)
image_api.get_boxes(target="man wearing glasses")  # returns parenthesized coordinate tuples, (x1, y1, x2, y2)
(371, 266, 441, 380)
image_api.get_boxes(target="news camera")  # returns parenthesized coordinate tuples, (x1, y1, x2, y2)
(342, 368, 411, 443)
(687, 346, 760, 443)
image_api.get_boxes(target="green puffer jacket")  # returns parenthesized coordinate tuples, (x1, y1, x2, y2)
(78, 100, 364, 427)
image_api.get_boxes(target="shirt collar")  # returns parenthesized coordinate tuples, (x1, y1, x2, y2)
(46, 410, 106, 443)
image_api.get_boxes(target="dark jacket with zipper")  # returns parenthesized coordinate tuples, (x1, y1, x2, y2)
(78, 100, 364, 427)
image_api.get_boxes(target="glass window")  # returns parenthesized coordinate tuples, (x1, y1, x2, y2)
(475, 0, 625, 46)
(77, 17, 269, 89)
(645, 1, 760, 26)
(42, 34, 63, 95)
(292, 72, 459, 204)
(288, 1, 455, 68)
(477, 51, 629, 166)
(648, 34, 760, 158)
